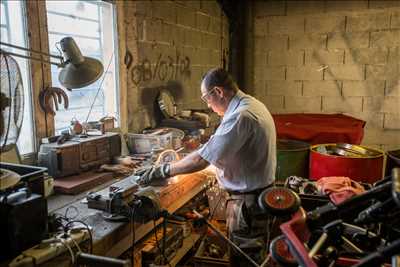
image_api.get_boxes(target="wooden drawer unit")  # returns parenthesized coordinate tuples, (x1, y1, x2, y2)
(38, 133, 121, 178)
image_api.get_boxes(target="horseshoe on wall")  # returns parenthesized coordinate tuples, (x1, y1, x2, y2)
(39, 87, 69, 116)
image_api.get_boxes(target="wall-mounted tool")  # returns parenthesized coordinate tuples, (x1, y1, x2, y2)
(124, 50, 133, 69)
(39, 86, 69, 115)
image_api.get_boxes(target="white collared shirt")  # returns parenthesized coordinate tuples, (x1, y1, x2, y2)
(198, 90, 277, 192)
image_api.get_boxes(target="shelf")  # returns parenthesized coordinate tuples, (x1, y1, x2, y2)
(168, 233, 201, 267)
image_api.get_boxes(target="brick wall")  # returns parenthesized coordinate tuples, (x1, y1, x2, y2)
(247, 0, 400, 150)
(121, 1, 228, 132)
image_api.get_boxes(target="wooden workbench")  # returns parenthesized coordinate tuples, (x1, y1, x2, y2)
(8, 170, 214, 267)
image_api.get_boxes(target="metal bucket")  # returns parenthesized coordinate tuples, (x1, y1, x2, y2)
(386, 150, 400, 176)
(310, 144, 384, 183)
(276, 139, 310, 183)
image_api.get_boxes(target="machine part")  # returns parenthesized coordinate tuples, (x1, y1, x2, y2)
(192, 210, 260, 267)
(269, 235, 297, 267)
(308, 220, 345, 259)
(156, 149, 180, 165)
(134, 187, 162, 222)
(207, 243, 224, 258)
(87, 176, 139, 215)
(393, 168, 400, 207)
(355, 198, 395, 224)
(39, 86, 69, 116)
(0, 168, 20, 190)
(9, 229, 89, 267)
(258, 187, 300, 216)
(76, 252, 130, 267)
(87, 183, 160, 223)
(392, 255, 400, 267)
(309, 232, 328, 258)
(0, 189, 48, 261)
(157, 89, 176, 118)
(0, 52, 24, 153)
(0, 162, 47, 195)
(352, 239, 400, 267)
(141, 224, 184, 265)
(336, 143, 381, 157)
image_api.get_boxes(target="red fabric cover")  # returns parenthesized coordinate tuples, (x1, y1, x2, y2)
(316, 176, 365, 204)
(272, 113, 366, 145)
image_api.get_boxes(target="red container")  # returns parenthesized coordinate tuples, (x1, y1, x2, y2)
(310, 144, 384, 183)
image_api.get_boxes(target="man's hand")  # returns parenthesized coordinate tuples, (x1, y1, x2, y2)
(135, 164, 171, 186)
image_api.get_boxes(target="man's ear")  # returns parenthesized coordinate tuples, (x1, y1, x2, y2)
(214, 86, 224, 97)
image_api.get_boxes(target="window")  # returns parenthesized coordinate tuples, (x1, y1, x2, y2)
(1, 1, 35, 155)
(46, 0, 119, 133)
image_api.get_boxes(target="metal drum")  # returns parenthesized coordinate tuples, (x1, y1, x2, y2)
(310, 144, 384, 183)
(276, 139, 310, 183)
(386, 150, 400, 176)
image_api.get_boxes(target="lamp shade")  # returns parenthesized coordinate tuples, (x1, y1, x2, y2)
(58, 37, 104, 89)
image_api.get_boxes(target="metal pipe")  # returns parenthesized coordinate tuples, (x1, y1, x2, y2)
(341, 236, 364, 254)
(0, 50, 61, 66)
(193, 210, 260, 267)
(392, 255, 399, 267)
(0, 41, 63, 60)
(75, 252, 130, 267)
(308, 232, 328, 258)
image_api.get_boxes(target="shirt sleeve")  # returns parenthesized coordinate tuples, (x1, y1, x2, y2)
(198, 112, 251, 168)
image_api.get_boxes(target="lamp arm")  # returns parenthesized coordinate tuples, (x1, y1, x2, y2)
(0, 41, 64, 67)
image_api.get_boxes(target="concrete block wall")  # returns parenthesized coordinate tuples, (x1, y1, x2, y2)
(122, 1, 228, 132)
(248, 0, 400, 150)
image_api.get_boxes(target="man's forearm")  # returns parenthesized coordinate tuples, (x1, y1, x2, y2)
(169, 151, 209, 176)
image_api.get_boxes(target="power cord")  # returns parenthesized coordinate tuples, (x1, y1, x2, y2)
(195, 185, 224, 247)
(57, 237, 75, 264)
(152, 219, 172, 267)
(64, 220, 93, 254)
(152, 206, 172, 267)
(64, 205, 79, 220)
(128, 202, 136, 260)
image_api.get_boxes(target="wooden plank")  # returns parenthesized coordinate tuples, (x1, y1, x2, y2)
(53, 171, 114, 194)
(169, 233, 200, 267)
(25, 0, 54, 143)
(115, 1, 128, 134)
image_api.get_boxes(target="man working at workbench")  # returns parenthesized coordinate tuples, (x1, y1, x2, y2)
(136, 68, 277, 266)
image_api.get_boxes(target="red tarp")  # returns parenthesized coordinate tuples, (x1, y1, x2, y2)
(272, 114, 366, 145)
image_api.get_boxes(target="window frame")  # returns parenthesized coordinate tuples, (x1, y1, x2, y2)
(1, 0, 37, 161)
(1, 0, 127, 162)
(45, 0, 121, 134)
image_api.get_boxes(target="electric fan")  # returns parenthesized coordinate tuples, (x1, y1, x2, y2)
(0, 51, 25, 190)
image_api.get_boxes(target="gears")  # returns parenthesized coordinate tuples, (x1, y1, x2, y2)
(39, 87, 69, 116)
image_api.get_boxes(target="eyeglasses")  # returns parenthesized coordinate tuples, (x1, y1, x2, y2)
(201, 87, 216, 103)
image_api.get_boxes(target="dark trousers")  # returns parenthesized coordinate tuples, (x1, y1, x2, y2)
(225, 194, 272, 267)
